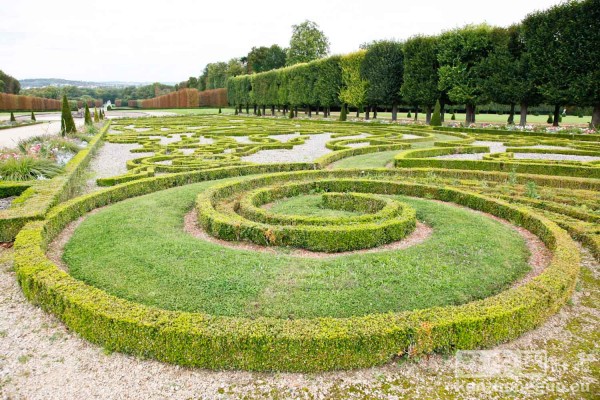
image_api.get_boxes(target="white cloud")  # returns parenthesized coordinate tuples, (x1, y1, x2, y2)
(0, 0, 563, 82)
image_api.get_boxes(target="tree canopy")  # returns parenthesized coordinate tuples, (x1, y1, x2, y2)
(286, 20, 330, 66)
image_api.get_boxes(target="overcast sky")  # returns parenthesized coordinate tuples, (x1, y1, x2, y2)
(1, 0, 564, 83)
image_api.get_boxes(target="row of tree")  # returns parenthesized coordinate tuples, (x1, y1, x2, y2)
(228, 0, 600, 127)
(178, 20, 331, 93)
(0, 93, 61, 111)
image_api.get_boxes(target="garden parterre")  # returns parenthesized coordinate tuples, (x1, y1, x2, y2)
(7, 115, 600, 372)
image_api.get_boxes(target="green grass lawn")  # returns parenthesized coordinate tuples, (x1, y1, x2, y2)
(63, 177, 530, 319)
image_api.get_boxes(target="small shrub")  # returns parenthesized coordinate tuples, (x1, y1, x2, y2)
(547, 115, 553, 124)
(218, 108, 222, 114)
(107, 105, 113, 111)
(257, 108, 262, 117)
(94, 108, 100, 123)
(84, 104, 92, 125)
(533, 111, 540, 116)
(430, 101, 442, 126)
(525, 181, 540, 199)
(451, 113, 456, 120)
(60, 95, 76, 136)
(31, 111, 36, 121)
(10, 112, 16, 122)
(339, 104, 347, 121)
(407, 111, 411, 118)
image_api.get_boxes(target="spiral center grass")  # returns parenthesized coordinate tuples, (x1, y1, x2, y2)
(197, 179, 417, 252)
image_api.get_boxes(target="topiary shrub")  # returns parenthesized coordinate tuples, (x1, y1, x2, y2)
(60, 95, 76, 136)
(547, 115, 554, 124)
(93, 108, 100, 123)
(84, 104, 92, 125)
(407, 111, 412, 118)
(10, 112, 16, 123)
(339, 104, 347, 121)
(218, 107, 222, 114)
(30, 111, 36, 121)
(430, 101, 442, 126)
(257, 108, 262, 117)
(451, 113, 456, 120)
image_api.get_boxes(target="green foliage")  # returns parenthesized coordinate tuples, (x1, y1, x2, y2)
(361, 40, 404, 107)
(430, 100, 442, 126)
(547, 114, 553, 124)
(339, 51, 368, 110)
(10, 112, 16, 122)
(339, 104, 347, 121)
(0, 157, 63, 181)
(84, 104, 92, 125)
(286, 20, 330, 66)
(30, 111, 36, 121)
(247, 44, 287, 73)
(0, 69, 20, 94)
(407, 111, 411, 118)
(401, 35, 439, 110)
(93, 108, 99, 123)
(451, 113, 456, 120)
(60, 95, 76, 136)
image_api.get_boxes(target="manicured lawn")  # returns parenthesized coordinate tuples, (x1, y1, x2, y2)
(63, 177, 530, 319)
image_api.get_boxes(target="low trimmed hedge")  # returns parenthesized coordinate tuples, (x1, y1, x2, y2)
(14, 168, 580, 372)
(197, 178, 416, 252)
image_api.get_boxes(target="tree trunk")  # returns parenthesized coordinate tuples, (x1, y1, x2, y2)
(356, 109, 360, 118)
(592, 104, 600, 129)
(271, 105, 275, 116)
(391, 103, 398, 121)
(373, 106, 377, 119)
(365, 106, 370, 120)
(425, 106, 433, 124)
(465, 104, 476, 124)
(553, 104, 560, 127)
(327, 106, 331, 118)
(519, 103, 528, 126)
(294, 106, 298, 118)
(245, 105, 249, 114)
(440, 99, 445, 122)
(414, 108, 418, 121)
(316, 106, 319, 115)
(239, 104, 243, 114)
(308, 106, 312, 117)
(262, 105, 266, 116)
(507, 104, 515, 125)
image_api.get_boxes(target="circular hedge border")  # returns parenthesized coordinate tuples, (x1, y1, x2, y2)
(197, 178, 416, 252)
(14, 168, 580, 372)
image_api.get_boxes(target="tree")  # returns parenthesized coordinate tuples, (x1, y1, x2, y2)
(94, 108, 100, 123)
(522, 0, 600, 127)
(187, 77, 198, 89)
(10, 112, 16, 122)
(0, 70, 20, 94)
(84, 103, 92, 125)
(437, 24, 498, 124)
(477, 25, 540, 126)
(206, 62, 229, 89)
(226, 58, 245, 78)
(361, 40, 404, 121)
(430, 100, 442, 126)
(60, 95, 76, 136)
(31, 111, 36, 121)
(339, 104, 348, 121)
(286, 20, 330, 66)
(339, 52, 368, 118)
(401, 35, 441, 123)
(248, 45, 287, 73)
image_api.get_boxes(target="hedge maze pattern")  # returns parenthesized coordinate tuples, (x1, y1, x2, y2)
(11, 115, 600, 372)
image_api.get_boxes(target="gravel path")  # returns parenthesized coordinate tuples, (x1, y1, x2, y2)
(241, 133, 334, 163)
(513, 153, 600, 162)
(0, 244, 596, 399)
(0, 118, 85, 148)
(0, 197, 16, 210)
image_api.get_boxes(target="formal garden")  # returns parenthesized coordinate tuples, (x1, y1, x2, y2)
(0, 0, 598, 398)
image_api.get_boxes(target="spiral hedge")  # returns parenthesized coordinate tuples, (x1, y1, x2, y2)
(9, 115, 600, 372)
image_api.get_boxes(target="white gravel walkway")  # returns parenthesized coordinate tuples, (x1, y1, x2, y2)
(241, 133, 334, 163)
(0, 117, 85, 148)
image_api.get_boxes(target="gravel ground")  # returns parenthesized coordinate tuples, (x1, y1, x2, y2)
(434, 153, 485, 160)
(0, 245, 596, 399)
(0, 118, 85, 148)
(0, 197, 16, 211)
(84, 143, 154, 192)
(513, 153, 600, 162)
(241, 134, 335, 163)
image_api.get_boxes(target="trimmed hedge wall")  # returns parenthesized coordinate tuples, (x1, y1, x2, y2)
(14, 168, 580, 372)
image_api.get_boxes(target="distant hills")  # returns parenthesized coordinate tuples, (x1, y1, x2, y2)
(20, 78, 174, 89)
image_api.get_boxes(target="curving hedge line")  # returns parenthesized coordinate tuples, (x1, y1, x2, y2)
(14, 168, 580, 372)
(197, 178, 417, 252)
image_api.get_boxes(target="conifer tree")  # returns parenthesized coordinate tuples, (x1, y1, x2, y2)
(339, 104, 348, 121)
(84, 104, 92, 125)
(10, 112, 16, 122)
(31, 111, 36, 121)
(430, 100, 442, 126)
(94, 108, 99, 123)
(60, 95, 76, 136)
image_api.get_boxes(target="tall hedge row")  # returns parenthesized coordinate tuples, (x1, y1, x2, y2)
(0, 93, 62, 111)
(138, 88, 227, 109)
